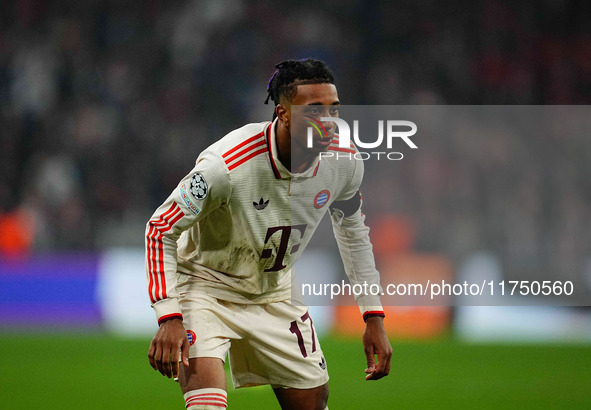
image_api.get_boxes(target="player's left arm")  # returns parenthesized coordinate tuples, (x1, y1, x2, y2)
(330, 195, 393, 380)
(362, 316, 392, 380)
(329, 159, 392, 380)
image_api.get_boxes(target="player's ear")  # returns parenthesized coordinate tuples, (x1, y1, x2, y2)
(276, 104, 289, 127)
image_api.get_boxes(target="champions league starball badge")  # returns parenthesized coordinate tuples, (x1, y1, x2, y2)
(190, 172, 208, 200)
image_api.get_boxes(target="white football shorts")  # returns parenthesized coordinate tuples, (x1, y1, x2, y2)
(178, 277, 329, 389)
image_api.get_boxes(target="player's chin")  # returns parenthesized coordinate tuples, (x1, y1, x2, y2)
(304, 146, 329, 157)
(309, 137, 333, 152)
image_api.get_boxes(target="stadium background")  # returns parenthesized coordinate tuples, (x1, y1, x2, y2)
(1, 0, 590, 408)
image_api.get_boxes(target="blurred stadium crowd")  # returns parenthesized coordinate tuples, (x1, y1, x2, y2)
(0, 0, 590, 284)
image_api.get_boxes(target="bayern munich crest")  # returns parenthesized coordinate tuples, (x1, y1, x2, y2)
(187, 330, 196, 346)
(190, 172, 208, 200)
(314, 190, 330, 209)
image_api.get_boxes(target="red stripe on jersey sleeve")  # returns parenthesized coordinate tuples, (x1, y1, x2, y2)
(146, 203, 185, 303)
(331, 135, 355, 149)
(328, 146, 356, 154)
(227, 147, 268, 170)
(224, 139, 266, 166)
(158, 210, 184, 299)
(146, 203, 178, 303)
(149, 206, 181, 302)
(222, 132, 265, 159)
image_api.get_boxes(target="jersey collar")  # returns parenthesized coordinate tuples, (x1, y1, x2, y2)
(266, 119, 321, 180)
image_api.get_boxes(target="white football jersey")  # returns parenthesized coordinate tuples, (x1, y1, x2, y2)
(146, 119, 383, 323)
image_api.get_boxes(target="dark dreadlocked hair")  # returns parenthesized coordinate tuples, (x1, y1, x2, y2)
(264, 58, 335, 119)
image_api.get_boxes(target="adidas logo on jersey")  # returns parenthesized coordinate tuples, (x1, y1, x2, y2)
(319, 356, 326, 370)
(253, 198, 270, 210)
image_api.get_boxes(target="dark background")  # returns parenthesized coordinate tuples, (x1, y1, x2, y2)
(1, 0, 590, 255)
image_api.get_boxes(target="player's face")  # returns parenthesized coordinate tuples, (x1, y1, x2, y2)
(288, 83, 340, 154)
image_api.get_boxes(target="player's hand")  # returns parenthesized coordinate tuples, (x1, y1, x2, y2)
(148, 318, 190, 379)
(362, 316, 392, 380)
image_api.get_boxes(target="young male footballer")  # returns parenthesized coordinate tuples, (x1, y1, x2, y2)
(146, 59, 392, 409)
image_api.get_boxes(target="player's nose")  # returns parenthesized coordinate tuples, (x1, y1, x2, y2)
(321, 118, 335, 132)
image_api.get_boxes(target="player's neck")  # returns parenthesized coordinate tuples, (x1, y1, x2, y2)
(276, 122, 315, 173)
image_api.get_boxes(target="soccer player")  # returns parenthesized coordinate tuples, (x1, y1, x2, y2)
(146, 59, 392, 409)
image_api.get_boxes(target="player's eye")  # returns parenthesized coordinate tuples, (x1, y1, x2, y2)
(329, 107, 339, 115)
(306, 107, 321, 115)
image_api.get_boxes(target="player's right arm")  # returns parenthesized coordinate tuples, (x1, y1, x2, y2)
(146, 151, 230, 378)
